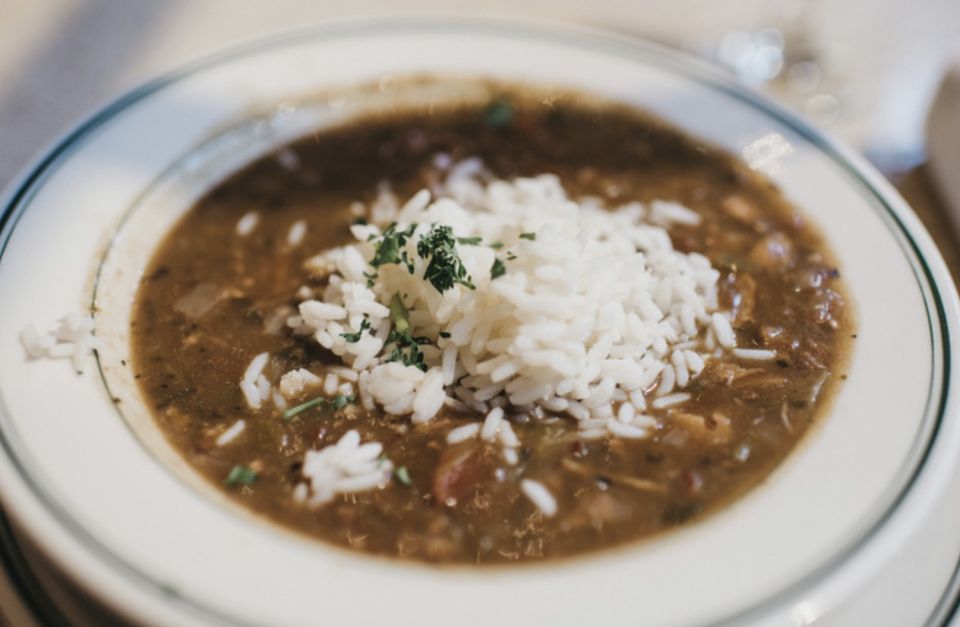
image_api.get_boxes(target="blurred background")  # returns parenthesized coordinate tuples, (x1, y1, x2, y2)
(2, 0, 958, 185)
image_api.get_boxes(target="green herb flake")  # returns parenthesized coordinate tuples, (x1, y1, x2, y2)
(225, 465, 257, 487)
(340, 318, 371, 343)
(489, 241, 504, 250)
(438, 331, 451, 339)
(394, 466, 413, 486)
(519, 232, 536, 241)
(370, 223, 418, 269)
(456, 236, 483, 246)
(506, 251, 518, 261)
(483, 99, 514, 129)
(332, 395, 356, 410)
(417, 224, 475, 293)
(490, 258, 506, 280)
(352, 216, 368, 226)
(389, 293, 411, 334)
(384, 328, 430, 371)
(283, 397, 325, 421)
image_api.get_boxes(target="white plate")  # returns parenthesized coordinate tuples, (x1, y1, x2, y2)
(0, 17, 958, 627)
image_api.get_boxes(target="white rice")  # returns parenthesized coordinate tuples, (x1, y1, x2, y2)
(236, 211, 260, 237)
(291, 163, 740, 442)
(732, 348, 778, 361)
(520, 479, 557, 517)
(497, 421, 521, 449)
(216, 420, 246, 446)
(287, 220, 308, 247)
(712, 313, 736, 349)
(297, 430, 393, 506)
(19, 312, 101, 374)
(446, 422, 481, 444)
(243, 352, 269, 384)
(255, 374, 269, 399)
(480, 406, 505, 441)
(651, 393, 692, 410)
(238, 352, 270, 409)
(279, 368, 322, 398)
(240, 380, 261, 410)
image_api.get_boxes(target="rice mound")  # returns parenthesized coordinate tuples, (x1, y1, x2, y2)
(287, 160, 736, 439)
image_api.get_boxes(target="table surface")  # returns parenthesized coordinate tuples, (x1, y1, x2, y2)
(1, 2, 958, 624)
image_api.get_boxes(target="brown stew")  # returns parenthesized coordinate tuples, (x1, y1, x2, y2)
(131, 90, 851, 564)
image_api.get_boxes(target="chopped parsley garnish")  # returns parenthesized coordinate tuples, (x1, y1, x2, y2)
(384, 328, 430, 371)
(417, 224, 475, 293)
(456, 236, 483, 246)
(340, 318, 371, 343)
(506, 251, 517, 261)
(365, 222, 417, 283)
(389, 293, 411, 333)
(519, 232, 536, 241)
(283, 397, 325, 420)
(489, 241, 504, 250)
(394, 466, 413, 486)
(438, 331, 451, 339)
(490, 257, 506, 279)
(332, 394, 355, 410)
(225, 465, 257, 486)
(351, 216, 368, 225)
(483, 99, 514, 129)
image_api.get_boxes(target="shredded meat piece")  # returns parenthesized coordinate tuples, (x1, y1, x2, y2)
(669, 411, 732, 445)
(730, 273, 758, 328)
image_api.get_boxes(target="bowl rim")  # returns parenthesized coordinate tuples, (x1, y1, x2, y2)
(0, 14, 957, 627)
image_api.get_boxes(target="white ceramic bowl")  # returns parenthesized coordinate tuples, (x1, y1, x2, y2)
(0, 18, 958, 627)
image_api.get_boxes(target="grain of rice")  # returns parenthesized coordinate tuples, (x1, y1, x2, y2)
(287, 220, 307, 247)
(520, 479, 557, 517)
(657, 365, 676, 396)
(480, 407, 505, 441)
(712, 313, 736, 348)
(606, 419, 648, 439)
(498, 421, 521, 448)
(447, 423, 481, 444)
(652, 393, 692, 410)
(240, 380, 261, 409)
(684, 349, 705, 374)
(236, 211, 259, 236)
(243, 352, 269, 384)
(216, 420, 246, 446)
(732, 348, 778, 361)
(579, 428, 609, 440)
(629, 389, 647, 410)
(443, 396, 471, 413)
(256, 374, 270, 400)
(565, 400, 590, 421)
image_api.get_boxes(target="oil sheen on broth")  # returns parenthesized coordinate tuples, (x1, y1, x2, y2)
(131, 88, 850, 564)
